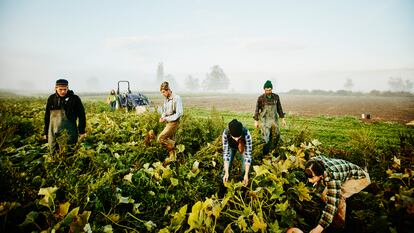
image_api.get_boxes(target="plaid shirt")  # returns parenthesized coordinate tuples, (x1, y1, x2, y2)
(311, 156, 368, 228)
(222, 128, 252, 165)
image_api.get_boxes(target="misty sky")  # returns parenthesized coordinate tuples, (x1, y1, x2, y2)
(0, 0, 413, 93)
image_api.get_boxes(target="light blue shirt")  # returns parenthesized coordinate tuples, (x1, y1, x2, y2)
(161, 93, 183, 122)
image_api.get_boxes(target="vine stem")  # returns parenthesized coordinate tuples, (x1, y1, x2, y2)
(100, 212, 139, 232)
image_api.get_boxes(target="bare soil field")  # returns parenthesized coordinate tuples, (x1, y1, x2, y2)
(86, 92, 413, 124)
(177, 94, 414, 124)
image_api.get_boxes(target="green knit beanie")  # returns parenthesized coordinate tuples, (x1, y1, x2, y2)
(263, 80, 273, 89)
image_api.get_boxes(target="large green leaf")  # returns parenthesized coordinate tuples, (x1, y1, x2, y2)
(237, 215, 247, 231)
(252, 213, 267, 232)
(294, 182, 311, 201)
(38, 186, 58, 208)
(186, 201, 203, 232)
(62, 207, 79, 225)
(55, 201, 71, 219)
(253, 165, 270, 177)
(170, 204, 187, 232)
(18, 211, 39, 227)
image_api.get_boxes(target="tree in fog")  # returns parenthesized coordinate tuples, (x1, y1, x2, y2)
(202, 65, 229, 91)
(156, 62, 165, 83)
(343, 78, 354, 91)
(388, 77, 413, 92)
(185, 75, 200, 91)
(164, 74, 180, 90)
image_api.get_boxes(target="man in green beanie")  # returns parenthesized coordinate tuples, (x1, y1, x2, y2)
(253, 80, 286, 155)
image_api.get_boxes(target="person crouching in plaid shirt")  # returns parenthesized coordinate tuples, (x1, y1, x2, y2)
(222, 119, 253, 187)
(305, 156, 371, 233)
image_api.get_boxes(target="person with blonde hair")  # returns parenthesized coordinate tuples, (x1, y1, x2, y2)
(157, 81, 183, 151)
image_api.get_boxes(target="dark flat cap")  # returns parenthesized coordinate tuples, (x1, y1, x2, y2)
(56, 79, 69, 86)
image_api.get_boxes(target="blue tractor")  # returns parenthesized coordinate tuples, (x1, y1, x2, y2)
(116, 81, 151, 113)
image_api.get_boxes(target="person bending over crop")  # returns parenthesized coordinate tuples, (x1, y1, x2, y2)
(253, 80, 286, 155)
(44, 79, 86, 154)
(305, 156, 371, 233)
(157, 81, 183, 151)
(222, 119, 253, 186)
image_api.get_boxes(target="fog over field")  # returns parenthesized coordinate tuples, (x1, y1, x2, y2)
(1, 1, 413, 94)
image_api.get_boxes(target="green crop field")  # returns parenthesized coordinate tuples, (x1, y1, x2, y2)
(0, 96, 413, 233)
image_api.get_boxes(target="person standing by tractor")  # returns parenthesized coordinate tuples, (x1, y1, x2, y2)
(44, 79, 86, 154)
(106, 89, 117, 111)
(157, 81, 183, 151)
(253, 80, 286, 155)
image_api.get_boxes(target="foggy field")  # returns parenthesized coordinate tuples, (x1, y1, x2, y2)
(1, 95, 413, 232)
(143, 93, 414, 124)
(16, 91, 413, 123)
(2, 1, 413, 231)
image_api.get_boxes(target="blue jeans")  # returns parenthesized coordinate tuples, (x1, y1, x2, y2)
(222, 148, 248, 181)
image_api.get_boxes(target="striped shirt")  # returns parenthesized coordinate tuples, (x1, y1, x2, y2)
(311, 156, 368, 228)
(222, 128, 253, 165)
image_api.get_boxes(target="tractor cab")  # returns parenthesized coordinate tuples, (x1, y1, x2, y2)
(116, 81, 150, 113)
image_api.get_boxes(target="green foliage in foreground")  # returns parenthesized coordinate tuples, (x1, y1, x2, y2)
(0, 98, 413, 233)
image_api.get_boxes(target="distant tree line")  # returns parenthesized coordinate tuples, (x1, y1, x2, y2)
(156, 63, 413, 95)
(388, 77, 413, 92)
(157, 63, 229, 92)
(288, 76, 414, 96)
(286, 89, 413, 97)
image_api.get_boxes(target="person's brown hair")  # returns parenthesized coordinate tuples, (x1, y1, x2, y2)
(305, 160, 324, 177)
(160, 81, 170, 91)
(238, 138, 246, 154)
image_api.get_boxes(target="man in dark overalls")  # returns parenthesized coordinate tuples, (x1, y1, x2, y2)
(253, 80, 286, 155)
(44, 79, 86, 155)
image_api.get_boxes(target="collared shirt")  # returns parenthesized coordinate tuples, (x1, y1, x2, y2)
(161, 93, 183, 122)
(311, 156, 368, 228)
(222, 128, 253, 165)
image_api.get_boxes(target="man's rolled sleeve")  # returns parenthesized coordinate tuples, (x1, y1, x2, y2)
(76, 97, 86, 134)
(243, 130, 252, 165)
(44, 101, 51, 135)
(253, 97, 262, 121)
(318, 179, 341, 228)
(222, 131, 231, 162)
